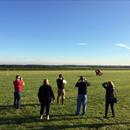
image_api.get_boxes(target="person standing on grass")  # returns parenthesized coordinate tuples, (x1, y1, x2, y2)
(38, 79, 55, 120)
(75, 76, 90, 116)
(56, 74, 66, 105)
(102, 81, 116, 118)
(13, 75, 24, 109)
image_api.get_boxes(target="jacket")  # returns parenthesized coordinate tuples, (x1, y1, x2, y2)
(38, 84, 55, 103)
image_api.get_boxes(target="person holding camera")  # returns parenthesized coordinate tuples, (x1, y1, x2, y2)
(56, 74, 67, 105)
(102, 81, 116, 118)
(13, 75, 24, 109)
(75, 76, 90, 116)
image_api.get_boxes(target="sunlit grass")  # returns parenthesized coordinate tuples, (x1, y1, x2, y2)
(0, 70, 130, 129)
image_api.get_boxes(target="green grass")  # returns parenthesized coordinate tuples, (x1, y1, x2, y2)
(0, 70, 130, 130)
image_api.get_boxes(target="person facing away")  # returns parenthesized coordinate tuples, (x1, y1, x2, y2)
(56, 74, 66, 105)
(13, 75, 24, 109)
(75, 76, 90, 116)
(102, 81, 116, 118)
(38, 79, 55, 120)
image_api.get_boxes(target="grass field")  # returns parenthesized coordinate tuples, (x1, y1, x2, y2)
(0, 70, 130, 130)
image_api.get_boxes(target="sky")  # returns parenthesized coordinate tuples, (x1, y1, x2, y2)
(0, 0, 130, 65)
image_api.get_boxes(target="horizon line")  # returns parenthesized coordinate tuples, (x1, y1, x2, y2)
(0, 64, 130, 66)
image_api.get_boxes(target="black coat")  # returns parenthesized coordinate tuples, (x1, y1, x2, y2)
(38, 85, 55, 103)
(102, 82, 115, 103)
(56, 78, 64, 89)
(75, 80, 90, 95)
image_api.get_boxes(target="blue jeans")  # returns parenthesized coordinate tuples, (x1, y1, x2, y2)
(14, 92, 21, 109)
(76, 94, 87, 115)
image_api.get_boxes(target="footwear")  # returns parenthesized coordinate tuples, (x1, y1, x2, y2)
(13, 105, 16, 108)
(75, 113, 80, 116)
(81, 112, 85, 116)
(40, 115, 43, 120)
(16, 107, 20, 109)
(46, 115, 50, 120)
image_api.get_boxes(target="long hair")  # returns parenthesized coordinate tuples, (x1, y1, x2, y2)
(43, 79, 49, 85)
(108, 81, 115, 89)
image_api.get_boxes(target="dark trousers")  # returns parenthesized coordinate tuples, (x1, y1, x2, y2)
(14, 92, 21, 109)
(105, 101, 115, 117)
(40, 102, 50, 115)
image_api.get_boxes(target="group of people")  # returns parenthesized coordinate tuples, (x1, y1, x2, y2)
(13, 74, 117, 121)
(38, 74, 66, 120)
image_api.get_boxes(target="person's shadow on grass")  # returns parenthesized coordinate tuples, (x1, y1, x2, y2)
(28, 121, 130, 130)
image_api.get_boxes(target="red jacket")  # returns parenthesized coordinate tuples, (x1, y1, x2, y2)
(13, 80, 23, 92)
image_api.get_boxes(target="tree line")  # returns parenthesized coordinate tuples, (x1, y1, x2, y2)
(0, 65, 130, 70)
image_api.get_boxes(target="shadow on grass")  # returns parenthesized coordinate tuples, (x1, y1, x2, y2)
(50, 113, 87, 121)
(0, 103, 39, 108)
(0, 113, 85, 125)
(0, 115, 40, 125)
(0, 113, 130, 130)
(29, 122, 130, 130)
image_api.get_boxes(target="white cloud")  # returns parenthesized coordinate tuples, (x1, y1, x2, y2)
(116, 43, 130, 50)
(77, 43, 88, 46)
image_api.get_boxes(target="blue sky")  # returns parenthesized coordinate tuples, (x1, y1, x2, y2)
(0, 0, 130, 65)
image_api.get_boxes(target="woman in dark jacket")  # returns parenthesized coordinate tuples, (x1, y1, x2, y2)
(38, 79, 55, 120)
(102, 81, 116, 118)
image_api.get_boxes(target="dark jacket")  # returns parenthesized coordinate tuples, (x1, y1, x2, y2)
(57, 78, 64, 89)
(75, 80, 90, 95)
(38, 85, 55, 103)
(102, 82, 115, 103)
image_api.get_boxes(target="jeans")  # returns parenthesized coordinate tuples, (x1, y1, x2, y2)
(14, 92, 21, 109)
(76, 94, 87, 115)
